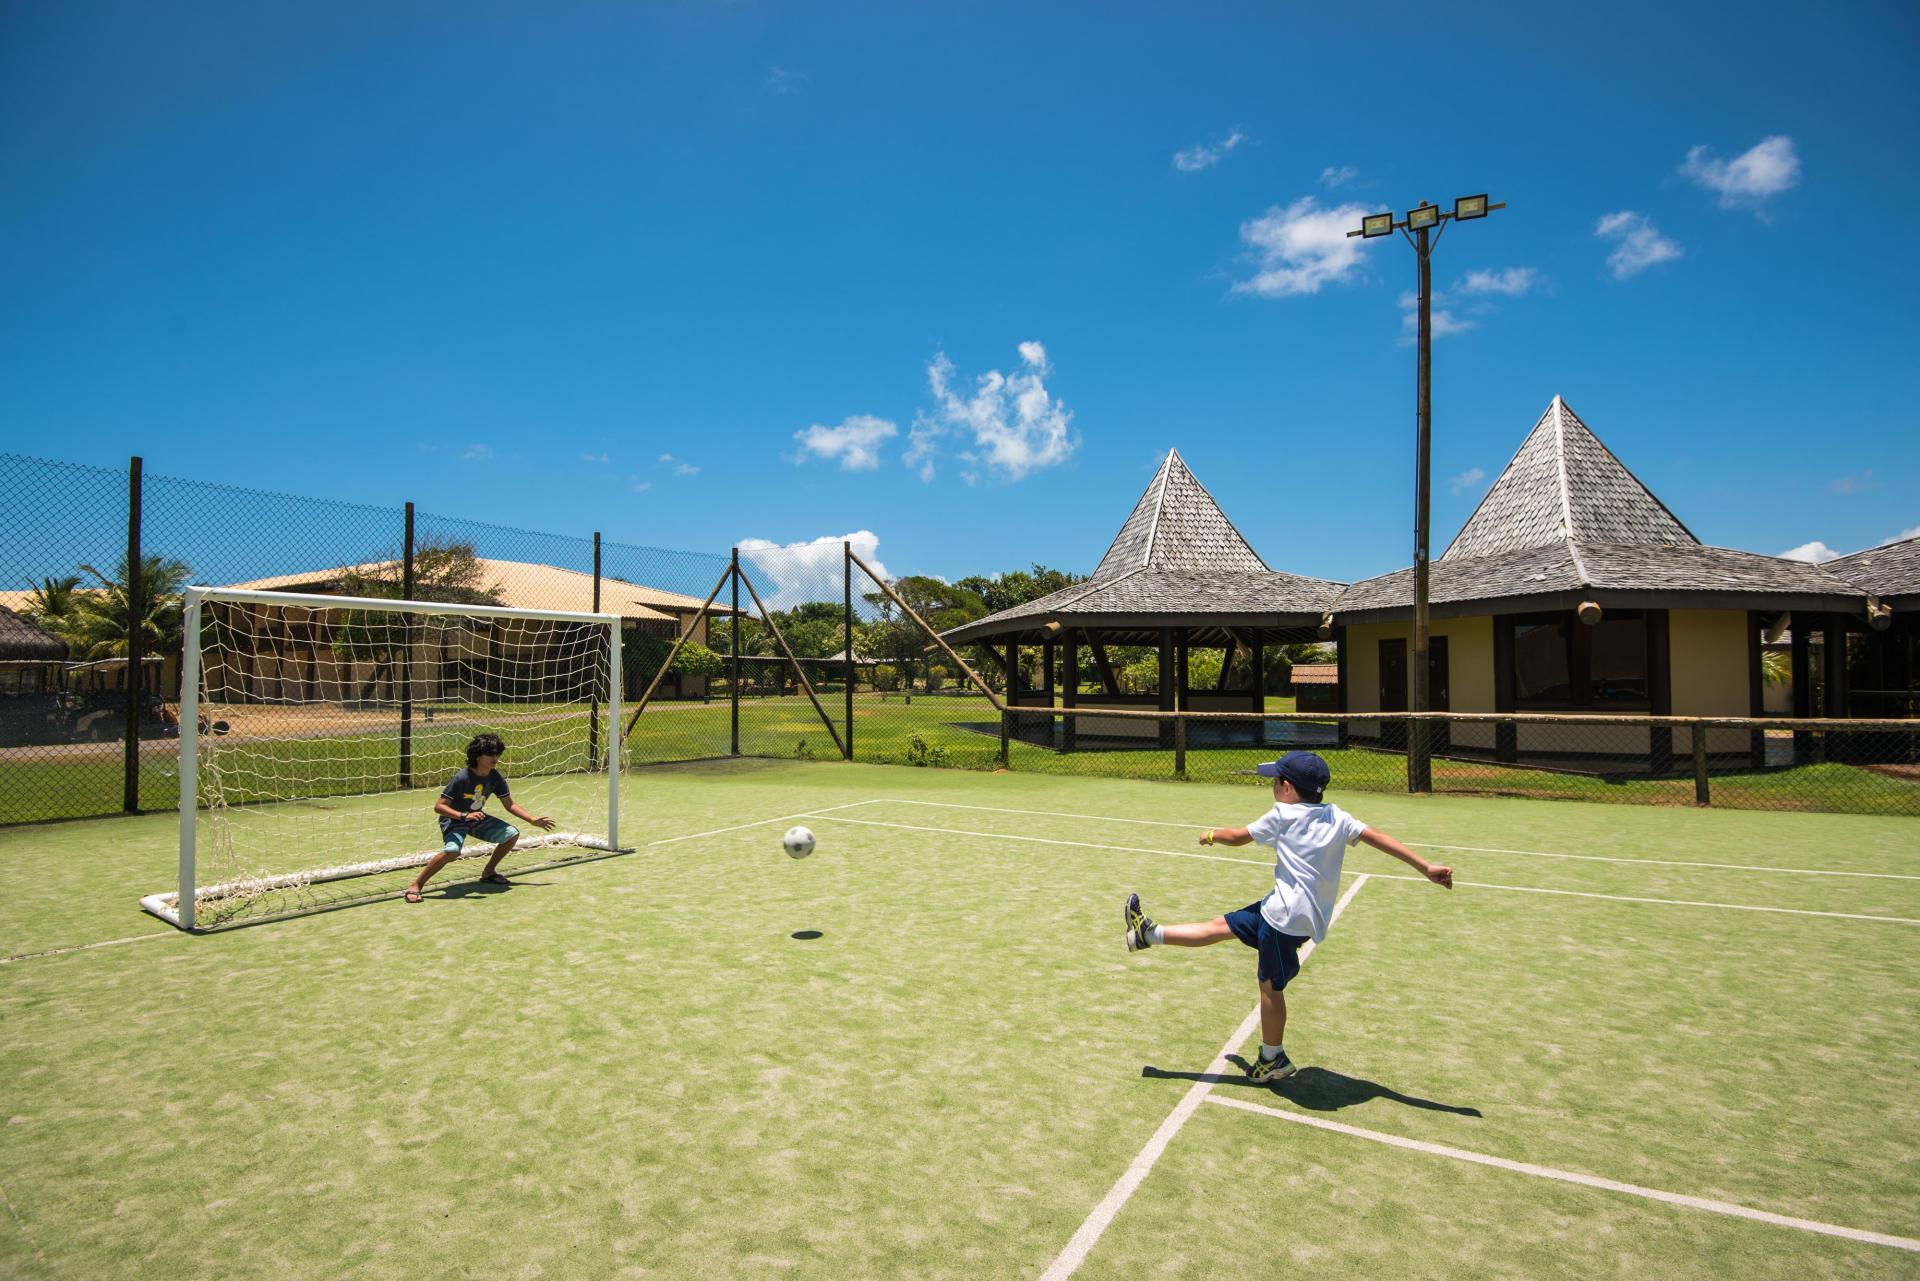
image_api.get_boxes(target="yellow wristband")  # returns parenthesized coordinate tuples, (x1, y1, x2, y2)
(1200, 829, 1214, 846)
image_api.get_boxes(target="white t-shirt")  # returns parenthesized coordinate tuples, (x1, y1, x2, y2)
(1247, 801, 1370, 942)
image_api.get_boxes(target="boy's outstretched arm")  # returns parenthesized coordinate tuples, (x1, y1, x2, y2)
(1198, 827, 1254, 847)
(1358, 829, 1452, 888)
(504, 798, 558, 831)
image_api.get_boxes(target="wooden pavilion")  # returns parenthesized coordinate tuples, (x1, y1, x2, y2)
(1332, 397, 1869, 768)
(1824, 533, 1919, 721)
(942, 449, 1343, 748)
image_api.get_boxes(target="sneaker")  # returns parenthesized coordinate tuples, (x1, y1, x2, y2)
(1247, 1049, 1297, 1084)
(1124, 893, 1156, 952)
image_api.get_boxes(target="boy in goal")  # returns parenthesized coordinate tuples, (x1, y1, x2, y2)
(1122, 750, 1452, 1082)
(405, 732, 556, 903)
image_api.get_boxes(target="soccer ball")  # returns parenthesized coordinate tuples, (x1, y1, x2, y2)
(782, 826, 816, 859)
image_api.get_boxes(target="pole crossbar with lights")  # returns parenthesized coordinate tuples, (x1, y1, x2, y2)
(1348, 194, 1504, 793)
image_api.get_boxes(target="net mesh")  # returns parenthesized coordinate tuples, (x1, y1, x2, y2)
(168, 593, 616, 927)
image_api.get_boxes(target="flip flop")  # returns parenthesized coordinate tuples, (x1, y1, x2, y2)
(404, 886, 424, 903)
(479, 872, 510, 886)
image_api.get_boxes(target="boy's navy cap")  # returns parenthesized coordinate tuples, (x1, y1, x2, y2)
(1255, 751, 1331, 800)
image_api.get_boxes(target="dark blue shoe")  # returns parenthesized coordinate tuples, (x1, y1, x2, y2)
(1124, 893, 1156, 952)
(1247, 1049, 1297, 1083)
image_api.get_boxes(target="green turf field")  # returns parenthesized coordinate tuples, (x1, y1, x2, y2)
(2, 761, 1916, 1279)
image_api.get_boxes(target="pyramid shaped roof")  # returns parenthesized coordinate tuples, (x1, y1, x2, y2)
(1441, 396, 1694, 561)
(1338, 396, 1863, 619)
(944, 449, 1342, 644)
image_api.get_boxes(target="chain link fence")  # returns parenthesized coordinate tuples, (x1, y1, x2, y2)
(5, 454, 1917, 825)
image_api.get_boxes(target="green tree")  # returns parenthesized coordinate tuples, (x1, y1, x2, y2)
(953, 564, 1085, 616)
(21, 574, 82, 632)
(861, 576, 985, 695)
(331, 542, 501, 700)
(66, 554, 191, 664)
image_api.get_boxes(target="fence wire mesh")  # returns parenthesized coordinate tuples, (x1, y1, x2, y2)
(4, 452, 1917, 826)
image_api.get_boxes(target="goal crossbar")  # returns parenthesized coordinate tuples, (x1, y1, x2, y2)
(150, 585, 624, 931)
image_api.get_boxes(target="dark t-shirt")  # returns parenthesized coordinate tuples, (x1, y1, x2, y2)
(439, 766, 511, 832)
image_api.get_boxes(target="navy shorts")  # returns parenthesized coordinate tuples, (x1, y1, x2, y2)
(441, 815, 519, 853)
(1222, 901, 1308, 991)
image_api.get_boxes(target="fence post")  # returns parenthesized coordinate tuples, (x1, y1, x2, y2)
(1691, 721, 1711, 806)
(999, 707, 1010, 767)
(399, 501, 415, 789)
(1174, 715, 1186, 779)
(123, 455, 144, 814)
(843, 542, 854, 760)
(589, 532, 602, 769)
(730, 549, 741, 757)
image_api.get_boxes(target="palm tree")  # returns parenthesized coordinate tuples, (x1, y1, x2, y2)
(21, 575, 82, 631)
(66, 554, 191, 662)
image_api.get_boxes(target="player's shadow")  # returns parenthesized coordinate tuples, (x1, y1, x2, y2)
(1142, 1061, 1480, 1117)
(438, 878, 546, 900)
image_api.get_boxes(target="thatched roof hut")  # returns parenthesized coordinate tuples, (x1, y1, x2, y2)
(0, 606, 71, 662)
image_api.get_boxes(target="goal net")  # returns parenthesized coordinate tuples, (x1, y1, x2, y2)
(142, 586, 622, 930)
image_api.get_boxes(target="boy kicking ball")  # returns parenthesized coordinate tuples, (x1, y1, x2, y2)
(1123, 750, 1452, 1082)
(405, 732, 556, 903)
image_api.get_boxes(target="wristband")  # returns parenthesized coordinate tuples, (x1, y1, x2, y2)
(1199, 829, 1214, 846)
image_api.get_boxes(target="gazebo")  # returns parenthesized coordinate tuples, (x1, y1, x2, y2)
(1824, 533, 1919, 721)
(942, 449, 1343, 748)
(1332, 396, 1868, 767)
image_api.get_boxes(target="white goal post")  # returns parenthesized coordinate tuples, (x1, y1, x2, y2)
(143, 585, 623, 930)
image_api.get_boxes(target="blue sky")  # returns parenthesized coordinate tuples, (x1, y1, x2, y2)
(2, 1, 1916, 589)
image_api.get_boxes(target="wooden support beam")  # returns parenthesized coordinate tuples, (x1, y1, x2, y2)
(1215, 638, 1236, 692)
(1090, 639, 1121, 697)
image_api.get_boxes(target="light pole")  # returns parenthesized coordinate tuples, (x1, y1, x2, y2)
(1349, 194, 1504, 792)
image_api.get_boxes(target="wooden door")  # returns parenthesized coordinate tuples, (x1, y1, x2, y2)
(1379, 638, 1407, 749)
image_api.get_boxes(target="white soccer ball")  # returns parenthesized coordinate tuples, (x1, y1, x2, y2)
(782, 826, 816, 859)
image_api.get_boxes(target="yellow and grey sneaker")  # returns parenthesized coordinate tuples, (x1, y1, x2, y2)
(1247, 1048, 1297, 1083)
(1124, 893, 1157, 952)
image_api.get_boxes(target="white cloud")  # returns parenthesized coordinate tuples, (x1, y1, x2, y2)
(765, 65, 806, 96)
(1173, 130, 1247, 172)
(1595, 211, 1683, 280)
(737, 531, 887, 611)
(1398, 290, 1472, 339)
(1779, 540, 1840, 564)
(1456, 267, 1539, 297)
(1232, 196, 1373, 298)
(1680, 135, 1800, 211)
(630, 479, 652, 494)
(913, 345, 1078, 484)
(1827, 470, 1871, 495)
(658, 453, 699, 476)
(1881, 525, 1920, 546)
(580, 451, 610, 465)
(1449, 467, 1487, 496)
(462, 443, 492, 462)
(1319, 165, 1358, 189)
(792, 414, 899, 471)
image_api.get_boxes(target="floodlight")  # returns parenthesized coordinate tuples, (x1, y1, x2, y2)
(1360, 212, 1395, 238)
(1406, 203, 1441, 231)
(1453, 193, 1489, 220)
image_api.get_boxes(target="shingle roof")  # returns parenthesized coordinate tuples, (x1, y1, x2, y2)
(945, 450, 1343, 642)
(1337, 397, 1866, 618)
(1443, 396, 1695, 560)
(1825, 534, 1920, 605)
(0, 605, 71, 662)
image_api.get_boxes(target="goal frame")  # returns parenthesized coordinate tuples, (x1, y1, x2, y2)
(144, 584, 622, 931)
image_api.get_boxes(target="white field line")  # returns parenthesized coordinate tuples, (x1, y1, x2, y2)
(3, 802, 878, 966)
(805, 815, 1271, 869)
(822, 812, 1918, 927)
(1036, 875, 1372, 1281)
(1205, 1094, 1920, 1254)
(872, 799, 1920, 883)
(1368, 874, 1920, 925)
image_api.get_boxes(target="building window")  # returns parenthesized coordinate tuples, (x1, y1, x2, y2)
(1511, 610, 1649, 710)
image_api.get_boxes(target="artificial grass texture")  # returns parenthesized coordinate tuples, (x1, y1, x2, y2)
(2, 763, 1916, 1279)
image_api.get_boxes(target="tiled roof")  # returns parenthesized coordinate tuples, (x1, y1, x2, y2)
(1825, 534, 1920, 603)
(1443, 397, 1694, 560)
(221, 557, 729, 622)
(947, 450, 1340, 641)
(1338, 397, 1867, 617)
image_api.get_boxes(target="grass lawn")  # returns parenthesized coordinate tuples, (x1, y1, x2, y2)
(2, 761, 1917, 1279)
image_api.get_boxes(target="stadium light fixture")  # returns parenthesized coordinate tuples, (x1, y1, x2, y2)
(1345, 190, 1505, 794)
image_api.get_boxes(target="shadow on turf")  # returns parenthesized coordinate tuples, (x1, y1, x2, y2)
(1141, 1061, 1481, 1117)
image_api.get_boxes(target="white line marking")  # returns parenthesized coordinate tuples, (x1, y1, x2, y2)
(644, 800, 874, 847)
(1204, 1094, 1920, 1254)
(805, 815, 1271, 869)
(876, 799, 1920, 883)
(4, 802, 879, 966)
(1037, 875, 1372, 1281)
(1369, 874, 1920, 925)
